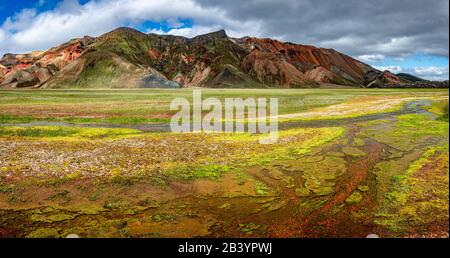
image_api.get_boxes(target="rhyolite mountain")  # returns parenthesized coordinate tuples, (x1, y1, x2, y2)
(0, 27, 447, 89)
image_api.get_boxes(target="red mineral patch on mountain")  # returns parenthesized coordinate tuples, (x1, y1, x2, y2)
(243, 37, 370, 84)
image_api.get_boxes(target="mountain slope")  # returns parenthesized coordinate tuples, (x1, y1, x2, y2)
(396, 73, 425, 82)
(0, 28, 444, 89)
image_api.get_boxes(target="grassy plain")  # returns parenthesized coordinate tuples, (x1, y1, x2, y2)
(0, 88, 447, 123)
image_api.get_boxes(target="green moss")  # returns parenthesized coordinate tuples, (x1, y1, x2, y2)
(162, 127, 345, 182)
(311, 186, 335, 196)
(31, 213, 75, 223)
(295, 187, 311, 197)
(357, 185, 369, 192)
(0, 184, 14, 193)
(165, 164, 232, 180)
(255, 182, 269, 196)
(282, 176, 295, 188)
(137, 198, 160, 208)
(67, 204, 106, 215)
(267, 200, 288, 211)
(88, 193, 101, 202)
(288, 128, 345, 155)
(0, 114, 169, 125)
(151, 213, 175, 222)
(290, 156, 346, 196)
(295, 198, 328, 215)
(352, 138, 365, 147)
(426, 100, 449, 121)
(103, 198, 132, 210)
(388, 151, 404, 159)
(238, 223, 261, 235)
(7, 195, 26, 204)
(374, 145, 449, 232)
(26, 228, 60, 238)
(218, 203, 231, 210)
(48, 190, 70, 202)
(345, 191, 363, 204)
(358, 114, 449, 151)
(0, 114, 36, 124)
(330, 203, 345, 215)
(110, 169, 135, 186)
(394, 114, 448, 137)
(0, 126, 142, 140)
(341, 147, 366, 157)
(327, 151, 345, 157)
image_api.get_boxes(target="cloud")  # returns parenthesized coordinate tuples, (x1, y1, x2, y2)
(2, 8, 38, 32)
(357, 54, 385, 63)
(0, 0, 263, 55)
(197, 0, 449, 58)
(413, 66, 449, 80)
(373, 65, 449, 81)
(374, 66, 403, 74)
(372, 65, 449, 81)
(414, 66, 449, 76)
(166, 27, 220, 38)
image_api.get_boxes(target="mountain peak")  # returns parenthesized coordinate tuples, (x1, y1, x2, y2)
(191, 29, 228, 41)
(102, 27, 146, 38)
(209, 29, 228, 38)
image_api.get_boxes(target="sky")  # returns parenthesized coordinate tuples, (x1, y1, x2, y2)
(0, 0, 448, 81)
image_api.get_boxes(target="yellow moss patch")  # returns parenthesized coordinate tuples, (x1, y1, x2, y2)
(0, 126, 142, 141)
(375, 145, 449, 232)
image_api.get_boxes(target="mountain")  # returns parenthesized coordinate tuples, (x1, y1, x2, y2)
(396, 73, 425, 82)
(0, 28, 446, 89)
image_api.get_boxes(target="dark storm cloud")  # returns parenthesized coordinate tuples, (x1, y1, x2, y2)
(196, 0, 449, 58)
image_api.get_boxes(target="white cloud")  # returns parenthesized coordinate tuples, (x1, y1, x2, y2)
(374, 65, 403, 73)
(0, 0, 262, 55)
(148, 25, 224, 38)
(373, 65, 449, 81)
(414, 66, 449, 76)
(412, 66, 449, 81)
(320, 35, 366, 50)
(371, 37, 415, 56)
(146, 28, 167, 35)
(2, 8, 38, 32)
(167, 26, 218, 38)
(357, 54, 385, 62)
(165, 18, 187, 29)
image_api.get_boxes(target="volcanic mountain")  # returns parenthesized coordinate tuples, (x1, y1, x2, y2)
(0, 28, 445, 89)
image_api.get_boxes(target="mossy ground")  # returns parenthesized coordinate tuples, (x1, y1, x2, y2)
(0, 89, 448, 238)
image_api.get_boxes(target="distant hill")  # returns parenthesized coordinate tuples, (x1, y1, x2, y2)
(0, 27, 447, 89)
(396, 73, 426, 82)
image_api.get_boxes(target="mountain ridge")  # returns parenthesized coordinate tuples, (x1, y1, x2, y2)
(0, 28, 447, 89)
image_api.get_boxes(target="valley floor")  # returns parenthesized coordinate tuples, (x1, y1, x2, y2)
(0, 88, 448, 238)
